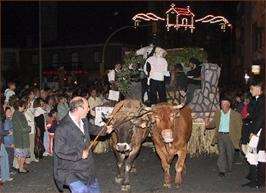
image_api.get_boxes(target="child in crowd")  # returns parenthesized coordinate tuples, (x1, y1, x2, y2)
(0, 121, 13, 182)
(57, 95, 69, 121)
(33, 98, 46, 158)
(3, 107, 15, 174)
(46, 109, 58, 155)
(4, 81, 16, 108)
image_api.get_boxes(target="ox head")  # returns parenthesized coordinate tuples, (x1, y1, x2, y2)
(145, 103, 184, 144)
(114, 122, 133, 152)
(113, 117, 149, 153)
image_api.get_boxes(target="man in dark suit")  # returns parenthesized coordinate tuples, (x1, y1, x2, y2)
(242, 79, 265, 189)
(54, 97, 113, 193)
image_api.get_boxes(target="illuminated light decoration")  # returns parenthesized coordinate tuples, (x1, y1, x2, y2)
(132, 12, 165, 27)
(131, 4, 231, 32)
(165, 3, 195, 33)
(251, 65, 260, 75)
(195, 15, 231, 31)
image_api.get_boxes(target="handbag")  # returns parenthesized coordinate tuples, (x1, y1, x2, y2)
(248, 129, 262, 148)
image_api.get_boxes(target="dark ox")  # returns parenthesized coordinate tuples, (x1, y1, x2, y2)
(109, 100, 149, 191)
(147, 103, 192, 188)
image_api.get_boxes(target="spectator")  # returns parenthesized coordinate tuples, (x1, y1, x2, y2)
(88, 88, 103, 118)
(33, 98, 46, 159)
(45, 95, 56, 114)
(4, 81, 16, 108)
(40, 88, 48, 101)
(12, 100, 31, 174)
(24, 98, 39, 163)
(1, 118, 13, 182)
(2, 107, 16, 174)
(46, 109, 58, 155)
(233, 91, 244, 113)
(57, 95, 69, 121)
(240, 93, 252, 155)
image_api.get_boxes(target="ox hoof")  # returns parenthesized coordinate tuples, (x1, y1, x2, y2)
(163, 183, 171, 188)
(121, 184, 131, 191)
(115, 176, 123, 184)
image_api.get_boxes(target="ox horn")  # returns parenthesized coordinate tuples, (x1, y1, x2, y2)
(144, 106, 152, 111)
(173, 103, 185, 109)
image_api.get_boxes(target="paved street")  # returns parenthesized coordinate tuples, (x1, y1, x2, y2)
(2, 147, 264, 193)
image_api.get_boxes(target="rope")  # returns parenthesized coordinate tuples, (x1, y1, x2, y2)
(83, 103, 124, 152)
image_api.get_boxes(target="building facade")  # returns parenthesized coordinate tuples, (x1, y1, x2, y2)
(234, 1, 265, 85)
(2, 43, 128, 85)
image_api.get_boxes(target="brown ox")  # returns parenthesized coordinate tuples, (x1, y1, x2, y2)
(109, 99, 150, 191)
(148, 103, 192, 188)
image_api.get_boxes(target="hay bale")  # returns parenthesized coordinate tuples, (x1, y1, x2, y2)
(188, 118, 218, 157)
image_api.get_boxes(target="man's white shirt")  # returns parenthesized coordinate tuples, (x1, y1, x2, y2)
(144, 55, 169, 84)
(69, 112, 85, 134)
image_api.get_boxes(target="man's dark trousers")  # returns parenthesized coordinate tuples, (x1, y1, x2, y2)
(149, 79, 166, 105)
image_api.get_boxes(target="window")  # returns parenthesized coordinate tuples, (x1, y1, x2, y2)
(71, 52, 79, 68)
(32, 54, 38, 65)
(94, 52, 101, 63)
(52, 53, 59, 67)
(72, 52, 79, 63)
(181, 18, 188, 26)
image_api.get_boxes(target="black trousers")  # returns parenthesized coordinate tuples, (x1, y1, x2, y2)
(149, 79, 166, 105)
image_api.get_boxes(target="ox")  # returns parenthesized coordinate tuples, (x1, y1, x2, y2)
(109, 99, 150, 191)
(147, 103, 192, 188)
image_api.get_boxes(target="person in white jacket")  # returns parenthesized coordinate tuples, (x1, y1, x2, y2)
(144, 49, 169, 105)
(24, 99, 39, 163)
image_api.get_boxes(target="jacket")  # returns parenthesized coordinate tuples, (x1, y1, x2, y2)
(3, 118, 14, 147)
(208, 109, 243, 149)
(12, 111, 31, 149)
(249, 95, 265, 151)
(53, 114, 107, 190)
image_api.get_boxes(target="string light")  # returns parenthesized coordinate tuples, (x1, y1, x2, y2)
(131, 4, 231, 32)
(195, 15, 231, 31)
(165, 4, 195, 33)
(132, 12, 165, 26)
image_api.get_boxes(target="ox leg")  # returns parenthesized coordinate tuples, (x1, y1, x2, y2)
(175, 147, 187, 188)
(122, 145, 141, 191)
(115, 153, 125, 184)
(155, 147, 173, 188)
(130, 163, 137, 173)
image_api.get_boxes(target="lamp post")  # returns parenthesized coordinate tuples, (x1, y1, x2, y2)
(39, 0, 42, 89)
(100, 24, 152, 76)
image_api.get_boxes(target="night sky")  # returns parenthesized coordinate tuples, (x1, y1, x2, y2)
(2, 1, 238, 48)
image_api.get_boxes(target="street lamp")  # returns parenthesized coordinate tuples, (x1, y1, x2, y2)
(244, 73, 250, 84)
(100, 24, 152, 75)
(39, 0, 42, 89)
(251, 65, 260, 75)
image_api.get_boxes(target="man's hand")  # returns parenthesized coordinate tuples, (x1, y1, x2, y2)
(8, 131, 13, 136)
(106, 125, 114, 134)
(82, 149, 89, 159)
(249, 133, 255, 140)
